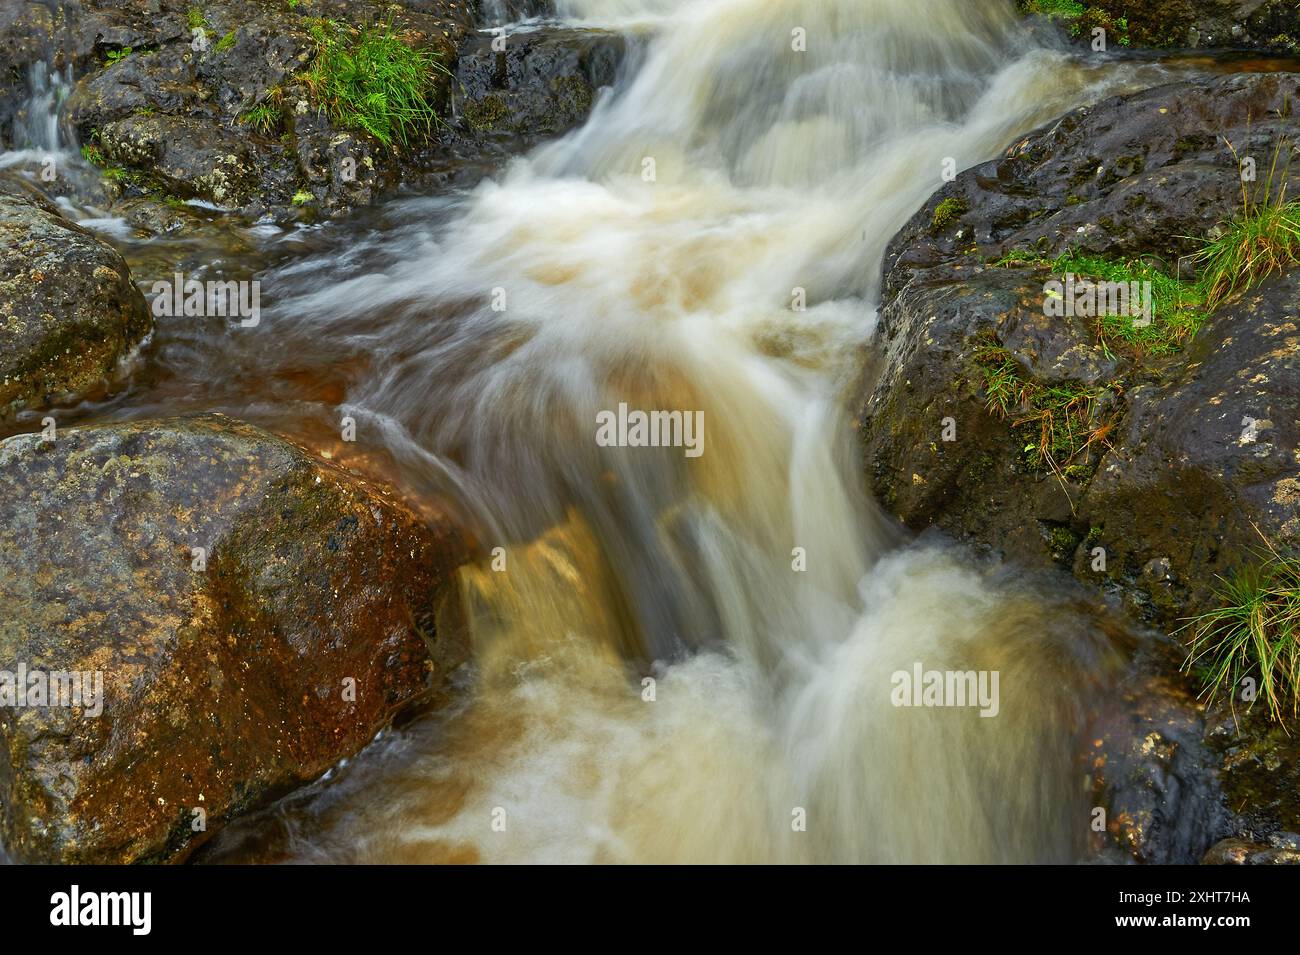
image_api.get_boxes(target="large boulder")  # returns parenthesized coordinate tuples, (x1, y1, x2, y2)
(0, 178, 150, 423)
(0, 414, 468, 863)
(861, 71, 1300, 626)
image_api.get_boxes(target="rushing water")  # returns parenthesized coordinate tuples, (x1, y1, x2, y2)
(4, 0, 1194, 863)
(198, 0, 1176, 864)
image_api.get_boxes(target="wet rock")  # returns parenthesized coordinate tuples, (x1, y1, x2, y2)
(1021, 0, 1300, 52)
(1206, 702, 1300, 847)
(98, 113, 256, 207)
(286, 89, 382, 212)
(452, 26, 627, 145)
(1081, 273, 1300, 621)
(885, 73, 1300, 277)
(1086, 638, 1228, 863)
(0, 414, 468, 863)
(1203, 836, 1300, 864)
(63, 44, 207, 134)
(861, 72, 1300, 626)
(0, 0, 185, 145)
(112, 194, 215, 236)
(0, 177, 150, 422)
(18, 1, 477, 218)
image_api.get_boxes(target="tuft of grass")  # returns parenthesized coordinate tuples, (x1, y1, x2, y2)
(187, 7, 207, 30)
(973, 337, 1117, 473)
(1183, 550, 1300, 723)
(214, 29, 237, 53)
(80, 143, 105, 166)
(300, 18, 448, 149)
(240, 102, 282, 136)
(1190, 140, 1300, 313)
(931, 197, 968, 233)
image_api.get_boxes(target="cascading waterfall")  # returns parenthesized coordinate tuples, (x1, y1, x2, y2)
(210, 0, 1168, 863)
(0, 60, 75, 168)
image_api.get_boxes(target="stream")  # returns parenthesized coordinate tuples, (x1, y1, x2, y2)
(1, 0, 1254, 863)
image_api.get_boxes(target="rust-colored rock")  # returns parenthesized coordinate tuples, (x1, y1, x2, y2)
(0, 413, 467, 863)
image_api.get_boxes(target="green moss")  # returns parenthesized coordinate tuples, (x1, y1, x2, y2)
(553, 73, 592, 117)
(1018, 2, 1132, 47)
(998, 145, 1300, 359)
(930, 197, 968, 233)
(1017, 0, 1085, 17)
(993, 249, 1204, 358)
(214, 30, 237, 53)
(1047, 523, 1081, 558)
(186, 7, 208, 30)
(462, 93, 508, 131)
(1076, 10, 1130, 46)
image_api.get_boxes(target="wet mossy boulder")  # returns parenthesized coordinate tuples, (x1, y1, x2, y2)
(861, 72, 1300, 627)
(0, 178, 150, 423)
(453, 26, 627, 144)
(0, 414, 468, 863)
(49, 0, 474, 218)
(96, 113, 257, 207)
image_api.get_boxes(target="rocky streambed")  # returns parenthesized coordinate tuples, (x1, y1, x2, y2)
(1, 0, 1299, 864)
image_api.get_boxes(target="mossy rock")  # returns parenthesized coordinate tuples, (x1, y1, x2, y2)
(0, 414, 469, 863)
(0, 179, 150, 423)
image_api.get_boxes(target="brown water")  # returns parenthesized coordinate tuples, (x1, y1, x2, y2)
(1, 0, 1227, 863)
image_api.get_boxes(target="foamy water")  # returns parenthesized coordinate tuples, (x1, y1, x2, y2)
(190, 0, 1171, 862)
